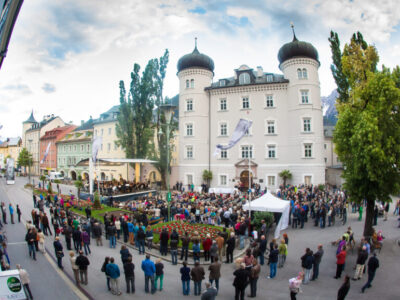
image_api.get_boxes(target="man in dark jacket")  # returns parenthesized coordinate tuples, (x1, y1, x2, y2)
(108, 223, 117, 248)
(353, 246, 368, 280)
(170, 230, 179, 265)
(180, 232, 190, 261)
(311, 244, 324, 280)
(259, 235, 267, 265)
(75, 250, 90, 285)
(226, 233, 235, 263)
(301, 248, 314, 284)
(121, 219, 129, 243)
(53, 236, 63, 269)
(72, 227, 82, 253)
(233, 263, 249, 300)
(137, 227, 146, 254)
(92, 222, 103, 246)
(268, 245, 279, 278)
(123, 256, 135, 294)
(159, 229, 169, 256)
(191, 261, 205, 296)
(25, 229, 36, 260)
(361, 252, 379, 293)
(201, 282, 217, 300)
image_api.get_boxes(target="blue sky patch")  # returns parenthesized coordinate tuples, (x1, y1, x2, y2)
(189, 6, 206, 15)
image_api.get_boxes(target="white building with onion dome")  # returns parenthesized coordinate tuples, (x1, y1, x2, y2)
(176, 32, 325, 191)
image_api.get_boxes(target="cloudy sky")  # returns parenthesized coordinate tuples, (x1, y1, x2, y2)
(1, 0, 399, 139)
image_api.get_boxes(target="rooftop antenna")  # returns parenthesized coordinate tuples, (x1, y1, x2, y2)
(290, 22, 298, 41)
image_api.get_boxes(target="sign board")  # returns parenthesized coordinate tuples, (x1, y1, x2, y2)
(167, 192, 171, 202)
(0, 270, 27, 300)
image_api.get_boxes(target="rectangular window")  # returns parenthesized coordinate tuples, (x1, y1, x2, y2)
(187, 174, 193, 185)
(268, 145, 276, 158)
(107, 143, 111, 152)
(190, 79, 195, 88)
(324, 144, 327, 149)
(301, 90, 309, 104)
(108, 128, 112, 135)
(266, 95, 274, 107)
(220, 175, 227, 186)
(220, 98, 227, 111)
(242, 97, 249, 109)
(267, 121, 275, 134)
(186, 124, 193, 136)
(220, 150, 227, 159)
(266, 75, 273, 82)
(186, 80, 189, 89)
(220, 123, 227, 136)
(186, 99, 193, 111)
(324, 157, 327, 163)
(186, 146, 193, 159)
(241, 145, 253, 158)
(304, 144, 312, 158)
(268, 176, 275, 186)
(303, 119, 311, 132)
(101, 129, 104, 136)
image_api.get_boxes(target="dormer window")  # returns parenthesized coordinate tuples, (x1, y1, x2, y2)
(219, 80, 226, 87)
(239, 73, 250, 85)
(266, 75, 273, 82)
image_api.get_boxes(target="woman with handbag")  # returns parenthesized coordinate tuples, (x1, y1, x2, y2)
(53, 236, 64, 269)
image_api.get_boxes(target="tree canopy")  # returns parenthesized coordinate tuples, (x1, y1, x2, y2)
(330, 31, 400, 236)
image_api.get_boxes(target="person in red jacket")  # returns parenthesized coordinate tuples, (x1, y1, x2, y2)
(203, 234, 212, 262)
(334, 246, 347, 279)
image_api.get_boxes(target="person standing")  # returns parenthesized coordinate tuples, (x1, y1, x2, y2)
(383, 203, 390, 221)
(101, 257, 111, 291)
(334, 246, 347, 279)
(180, 261, 191, 296)
(268, 244, 279, 279)
(75, 250, 90, 285)
(353, 246, 368, 280)
(301, 248, 314, 284)
(123, 256, 135, 294)
(233, 263, 249, 300)
(81, 229, 91, 255)
(16, 264, 33, 300)
(278, 239, 288, 268)
(208, 257, 221, 292)
(92, 222, 102, 246)
(53, 236, 64, 269)
(203, 234, 212, 262)
(72, 227, 82, 253)
(201, 282, 217, 300)
(37, 229, 45, 254)
(311, 244, 324, 281)
(259, 235, 267, 265)
(170, 232, 179, 265)
(289, 272, 304, 300)
(361, 252, 379, 293)
(108, 222, 117, 249)
(358, 205, 363, 221)
(8, 204, 14, 224)
(69, 251, 80, 286)
(106, 257, 122, 295)
(155, 258, 164, 291)
(159, 228, 169, 256)
(216, 233, 224, 261)
(181, 232, 190, 261)
(226, 233, 235, 264)
(191, 261, 205, 296)
(141, 254, 156, 294)
(16, 204, 21, 223)
(337, 275, 350, 300)
(1, 202, 7, 224)
(248, 259, 261, 298)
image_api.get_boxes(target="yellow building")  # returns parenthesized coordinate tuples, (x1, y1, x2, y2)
(0, 137, 22, 168)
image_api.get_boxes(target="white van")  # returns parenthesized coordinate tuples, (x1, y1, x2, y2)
(47, 171, 64, 181)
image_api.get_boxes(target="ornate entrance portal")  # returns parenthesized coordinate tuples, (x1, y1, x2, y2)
(240, 170, 253, 189)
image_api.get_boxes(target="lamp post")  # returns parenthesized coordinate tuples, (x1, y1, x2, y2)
(159, 101, 177, 222)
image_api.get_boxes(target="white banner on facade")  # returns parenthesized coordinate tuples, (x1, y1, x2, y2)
(214, 119, 252, 156)
(40, 142, 51, 164)
(91, 136, 102, 163)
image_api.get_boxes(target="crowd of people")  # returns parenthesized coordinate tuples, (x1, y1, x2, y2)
(0, 180, 393, 300)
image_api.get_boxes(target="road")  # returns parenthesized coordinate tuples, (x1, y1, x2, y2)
(1, 176, 400, 299)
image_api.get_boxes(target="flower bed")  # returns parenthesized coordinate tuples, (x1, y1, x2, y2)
(151, 221, 223, 249)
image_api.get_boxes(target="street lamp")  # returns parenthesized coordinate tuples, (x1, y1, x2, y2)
(159, 101, 177, 222)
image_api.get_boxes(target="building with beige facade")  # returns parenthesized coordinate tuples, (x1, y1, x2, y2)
(176, 32, 325, 191)
(0, 137, 21, 169)
(324, 125, 344, 187)
(22, 112, 65, 175)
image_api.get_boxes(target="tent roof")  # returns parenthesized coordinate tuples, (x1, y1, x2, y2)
(243, 191, 289, 212)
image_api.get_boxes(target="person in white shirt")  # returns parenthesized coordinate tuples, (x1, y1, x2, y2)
(16, 264, 33, 299)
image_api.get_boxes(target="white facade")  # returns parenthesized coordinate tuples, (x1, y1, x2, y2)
(177, 42, 325, 191)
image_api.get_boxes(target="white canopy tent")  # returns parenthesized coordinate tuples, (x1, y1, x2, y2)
(243, 191, 290, 238)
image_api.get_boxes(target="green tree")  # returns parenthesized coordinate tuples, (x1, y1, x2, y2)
(252, 211, 274, 231)
(93, 191, 101, 210)
(3, 154, 11, 165)
(17, 148, 33, 182)
(74, 180, 84, 200)
(278, 169, 292, 188)
(202, 170, 213, 185)
(40, 175, 46, 190)
(332, 32, 400, 237)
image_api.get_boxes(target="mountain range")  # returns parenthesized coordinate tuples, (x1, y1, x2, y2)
(321, 89, 338, 125)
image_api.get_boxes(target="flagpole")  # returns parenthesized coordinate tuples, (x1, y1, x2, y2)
(248, 114, 251, 219)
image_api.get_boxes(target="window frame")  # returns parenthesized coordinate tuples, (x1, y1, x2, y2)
(186, 98, 193, 112)
(265, 94, 274, 108)
(239, 72, 250, 85)
(300, 90, 310, 104)
(240, 145, 253, 159)
(185, 145, 194, 159)
(185, 123, 194, 137)
(303, 118, 311, 132)
(219, 98, 227, 111)
(242, 96, 250, 109)
(267, 144, 277, 159)
(266, 120, 276, 135)
(219, 121, 228, 137)
(304, 143, 313, 158)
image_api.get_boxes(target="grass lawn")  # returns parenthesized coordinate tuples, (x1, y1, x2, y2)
(69, 206, 130, 222)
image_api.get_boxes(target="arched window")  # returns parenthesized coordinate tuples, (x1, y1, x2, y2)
(297, 68, 303, 79)
(302, 68, 308, 79)
(186, 80, 189, 88)
(239, 72, 250, 85)
(190, 79, 195, 88)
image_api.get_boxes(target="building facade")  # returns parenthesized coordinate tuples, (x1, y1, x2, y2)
(323, 125, 344, 187)
(177, 33, 325, 191)
(39, 125, 77, 173)
(22, 112, 65, 175)
(0, 137, 21, 168)
(56, 119, 93, 180)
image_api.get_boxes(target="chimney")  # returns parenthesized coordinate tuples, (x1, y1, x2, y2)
(257, 66, 263, 77)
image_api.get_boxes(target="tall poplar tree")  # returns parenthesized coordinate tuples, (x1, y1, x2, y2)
(331, 32, 400, 237)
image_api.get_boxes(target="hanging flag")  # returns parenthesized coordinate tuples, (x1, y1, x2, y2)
(92, 136, 102, 163)
(214, 118, 252, 156)
(40, 142, 51, 164)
